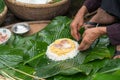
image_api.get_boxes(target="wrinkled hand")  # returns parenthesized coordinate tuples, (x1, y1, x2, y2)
(70, 17, 84, 41)
(79, 27, 107, 51)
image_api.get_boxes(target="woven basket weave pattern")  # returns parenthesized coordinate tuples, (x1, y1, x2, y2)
(5, 0, 70, 20)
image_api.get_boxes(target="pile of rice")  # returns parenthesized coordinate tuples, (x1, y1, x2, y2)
(16, 0, 53, 4)
(46, 38, 79, 61)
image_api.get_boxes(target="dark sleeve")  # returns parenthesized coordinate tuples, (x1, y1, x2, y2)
(107, 23, 120, 46)
(101, 0, 120, 19)
(83, 0, 102, 13)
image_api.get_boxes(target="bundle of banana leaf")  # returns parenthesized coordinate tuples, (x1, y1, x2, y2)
(0, 16, 120, 80)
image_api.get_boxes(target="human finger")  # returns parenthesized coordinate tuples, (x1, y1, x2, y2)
(79, 43, 90, 51)
(71, 30, 80, 41)
(79, 32, 95, 51)
(113, 55, 120, 59)
(77, 22, 83, 30)
(70, 23, 80, 41)
(78, 36, 91, 51)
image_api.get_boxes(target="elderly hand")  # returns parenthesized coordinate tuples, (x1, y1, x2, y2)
(70, 16, 84, 41)
(79, 27, 107, 51)
(70, 6, 88, 41)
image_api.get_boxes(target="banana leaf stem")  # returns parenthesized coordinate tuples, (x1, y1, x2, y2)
(0, 60, 45, 80)
(0, 71, 16, 80)
(24, 52, 44, 65)
(101, 67, 120, 74)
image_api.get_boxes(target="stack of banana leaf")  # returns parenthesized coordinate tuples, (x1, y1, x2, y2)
(0, 16, 120, 80)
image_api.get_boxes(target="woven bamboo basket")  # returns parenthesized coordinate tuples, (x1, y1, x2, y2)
(5, 0, 70, 20)
(0, 6, 7, 25)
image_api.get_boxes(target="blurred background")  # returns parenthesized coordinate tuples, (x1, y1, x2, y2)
(1, 0, 84, 26)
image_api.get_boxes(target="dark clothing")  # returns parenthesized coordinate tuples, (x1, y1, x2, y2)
(101, 0, 120, 19)
(83, 0, 102, 13)
(107, 23, 120, 45)
(84, 0, 120, 45)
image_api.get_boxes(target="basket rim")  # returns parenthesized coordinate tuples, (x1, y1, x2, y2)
(6, 0, 70, 8)
(0, 6, 7, 17)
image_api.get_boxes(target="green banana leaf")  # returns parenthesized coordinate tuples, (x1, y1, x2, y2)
(84, 36, 111, 63)
(0, 45, 23, 68)
(38, 16, 72, 44)
(36, 52, 87, 78)
(0, 0, 5, 13)
(34, 17, 111, 78)
(14, 64, 34, 80)
(53, 0, 62, 3)
(51, 73, 91, 80)
(92, 73, 120, 80)
(0, 16, 118, 80)
(99, 59, 120, 73)
(0, 64, 34, 80)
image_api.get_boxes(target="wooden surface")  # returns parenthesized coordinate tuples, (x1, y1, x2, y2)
(4, 21, 50, 36)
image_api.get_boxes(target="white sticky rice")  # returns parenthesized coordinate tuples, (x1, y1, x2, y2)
(16, 0, 52, 4)
(46, 38, 79, 61)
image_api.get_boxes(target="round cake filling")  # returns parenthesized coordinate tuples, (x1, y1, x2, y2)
(46, 38, 79, 61)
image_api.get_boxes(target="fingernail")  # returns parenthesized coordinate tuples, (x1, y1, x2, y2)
(75, 37, 79, 41)
(77, 37, 80, 41)
(77, 39, 79, 41)
(78, 46, 83, 50)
